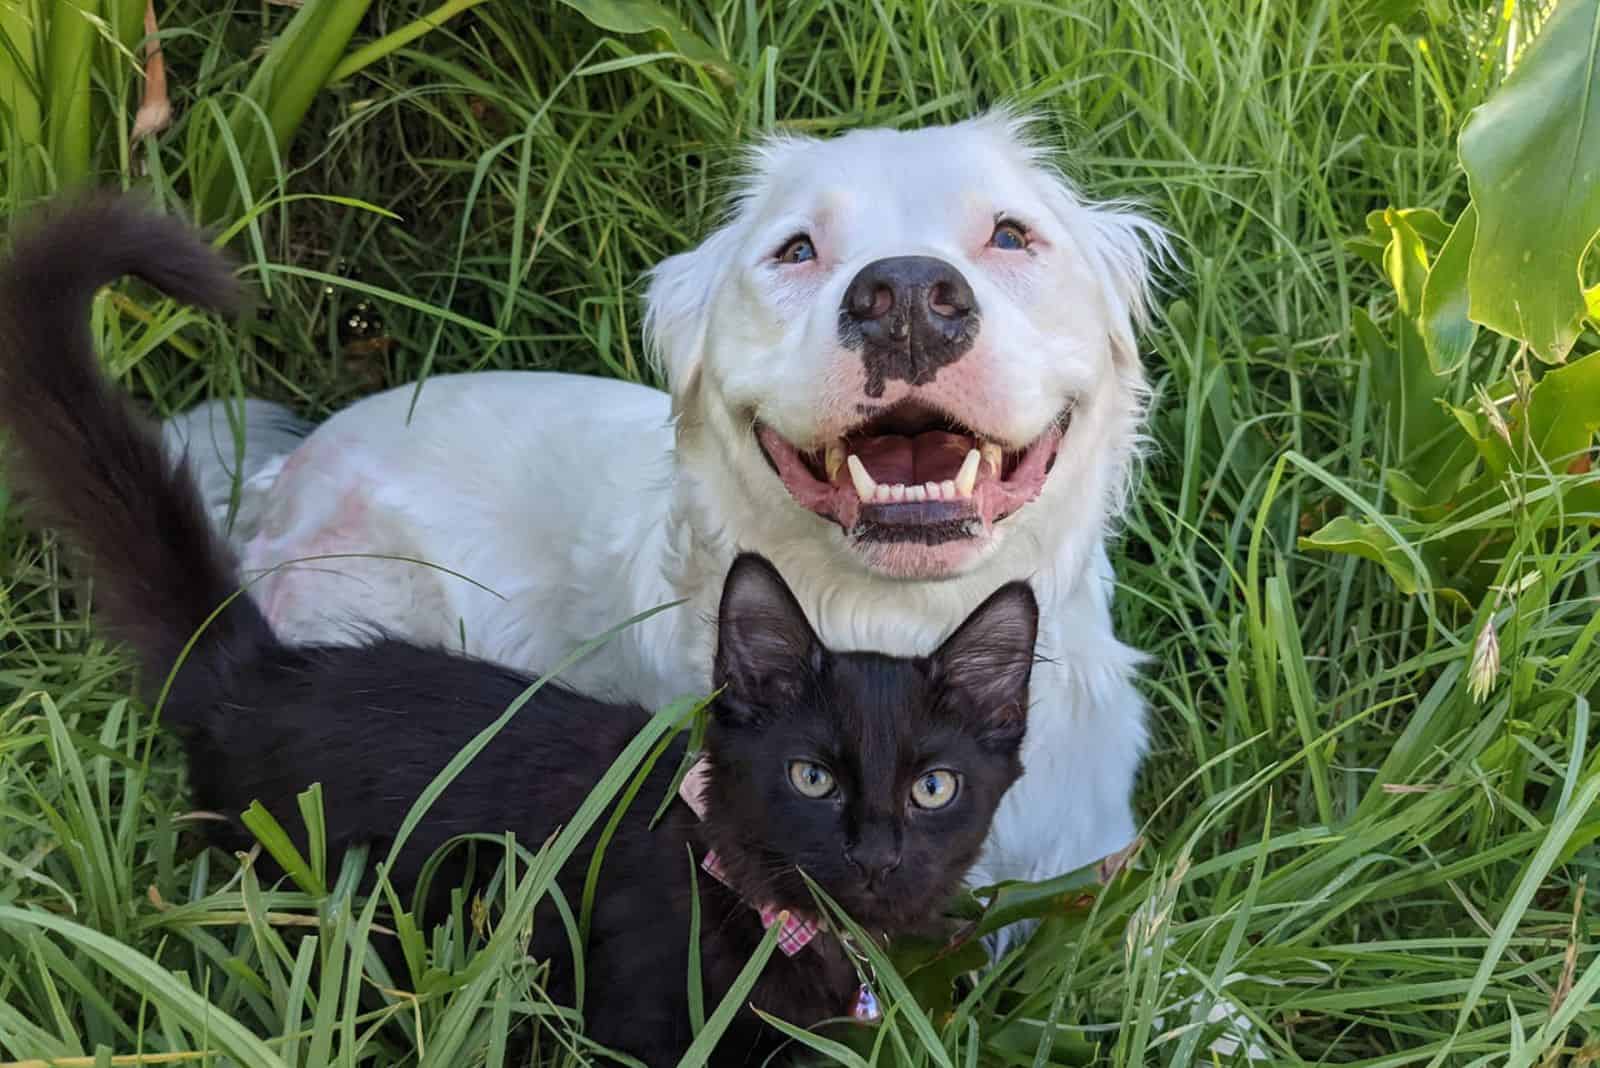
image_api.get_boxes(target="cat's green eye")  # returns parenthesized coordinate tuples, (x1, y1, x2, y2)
(787, 760, 837, 799)
(910, 769, 960, 810)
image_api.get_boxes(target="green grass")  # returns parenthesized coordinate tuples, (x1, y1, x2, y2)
(3, 0, 1599, 1064)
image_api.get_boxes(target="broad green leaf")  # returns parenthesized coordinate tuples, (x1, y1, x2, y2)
(968, 861, 1106, 939)
(557, 0, 734, 81)
(1420, 203, 1479, 374)
(1385, 468, 1451, 514)
(1349, 207, 1448, 272)
(1351, 305, 1395, 376)
(1361, 206, 1452, 257)
(1524, 348, 1600, 471)
(0, 3, 44, 201)
(1360, 214, 1478, 501)
(886, 929, 989, 1020)
(1459, 0, 1600, 363)
(1395, 207, 1453, 248)
(1299, 515, 1426, 594)
(1383, 207, 1430, 319)
(1344, 233, 1387, 273)
(1446, 400, 1514, 477)
(986, 1019, 1102, 1066)
(44, 0, 95, 188)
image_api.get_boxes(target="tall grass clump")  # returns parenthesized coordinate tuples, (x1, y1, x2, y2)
(2, 0, 1599, 1064)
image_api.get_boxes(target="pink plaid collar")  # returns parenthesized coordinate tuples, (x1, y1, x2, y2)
(699, 848, 820, 956)
(678, 755, 881, 1020)
(678, 756, 819, 957)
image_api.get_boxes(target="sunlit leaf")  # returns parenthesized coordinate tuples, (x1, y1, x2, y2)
(968, 860, 1109, 940)
(558, 0, 734, 81)
(1299, 515, 1426, 595)
(1459, 0, 1600, 362)
(1524, 348, 1600, 472)
(1420, 203, 1479, 374)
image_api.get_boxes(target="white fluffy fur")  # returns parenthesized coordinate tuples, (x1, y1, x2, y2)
(175, 113, 1167, 928)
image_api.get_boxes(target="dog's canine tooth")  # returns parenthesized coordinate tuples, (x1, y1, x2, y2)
(826, 441, 845, 481)
(980, 441, 1004, 477)
(846, 455, 876, 500)
(954, 449, 980, 496)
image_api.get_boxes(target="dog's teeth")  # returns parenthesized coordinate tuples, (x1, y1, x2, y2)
(890, 484, 906, 502)
(846, 455, 876, 500)
(954, 449, 980, 496)
(924, 481, 941, 500)
(941, 480, 957, 500)
(909, 485, 927, 502)
(875, 484, 892, 502)
(825, 441, 845, 481)
(980, 442, 1004, 477)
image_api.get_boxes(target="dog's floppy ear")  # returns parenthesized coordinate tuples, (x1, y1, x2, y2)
(644, 133, 820, 403)
(1062, 194, 1169, 372)
(1036, 172, 1169, 373)
(644, 222, 742, 402)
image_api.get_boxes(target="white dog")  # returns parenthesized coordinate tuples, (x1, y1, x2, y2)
(167, 111, 1165, 908)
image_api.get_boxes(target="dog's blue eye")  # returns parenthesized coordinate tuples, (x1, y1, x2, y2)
(989, 220, 1030, 251)
(776, 235, 816, 264)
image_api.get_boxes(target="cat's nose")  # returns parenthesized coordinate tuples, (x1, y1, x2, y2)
(844, 838, 902, 885)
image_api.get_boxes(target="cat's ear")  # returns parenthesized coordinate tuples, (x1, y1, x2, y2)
(713, 554, 823, 716)
(931, 581, 1039, 744)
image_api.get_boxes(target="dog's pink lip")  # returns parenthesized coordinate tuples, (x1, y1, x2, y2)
(754, 407, 1068, 537)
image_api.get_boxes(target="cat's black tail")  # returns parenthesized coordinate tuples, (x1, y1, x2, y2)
(0, 194, 278, 718)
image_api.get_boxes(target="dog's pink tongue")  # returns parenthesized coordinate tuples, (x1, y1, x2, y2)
(854, 431, 971, 485)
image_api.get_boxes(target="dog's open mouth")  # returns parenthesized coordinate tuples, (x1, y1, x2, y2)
(755, 401, 1070, 544)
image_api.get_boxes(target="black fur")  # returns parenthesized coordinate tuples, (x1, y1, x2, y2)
(0, 194, 268, 701)
(0, 196, 1041, 1067)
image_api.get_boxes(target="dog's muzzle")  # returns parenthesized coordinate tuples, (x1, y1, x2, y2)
(838, 256, 981, 398)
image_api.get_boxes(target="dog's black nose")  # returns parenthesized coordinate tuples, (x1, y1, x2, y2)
(840, 256, 980, 397)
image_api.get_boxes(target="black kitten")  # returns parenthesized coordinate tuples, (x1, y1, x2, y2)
(0, 197, 1040, 1067)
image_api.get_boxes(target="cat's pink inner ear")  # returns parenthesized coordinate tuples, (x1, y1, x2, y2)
(679, 755, 712, 819)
